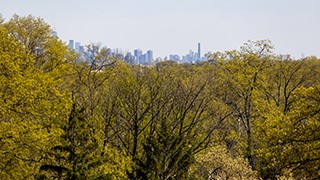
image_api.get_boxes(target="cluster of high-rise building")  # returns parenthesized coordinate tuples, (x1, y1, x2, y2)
(53, 30, 206, 65)
(67, 37, 204, 65)
(169, 43, 206, 63)
(68, 39, 155, 65)
(133, 49, 154, 65)
(68, 40, 85, 53)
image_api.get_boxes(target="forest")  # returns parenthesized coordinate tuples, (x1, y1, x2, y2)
(0, 14, 319, 180)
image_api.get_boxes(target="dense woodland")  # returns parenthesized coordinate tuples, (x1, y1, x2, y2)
(0, 14, 319, 180)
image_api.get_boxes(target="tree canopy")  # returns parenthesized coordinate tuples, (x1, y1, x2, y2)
(0, 14, 319, 179)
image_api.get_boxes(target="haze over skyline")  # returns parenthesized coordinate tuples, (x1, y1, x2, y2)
(1, 0, 319, 58)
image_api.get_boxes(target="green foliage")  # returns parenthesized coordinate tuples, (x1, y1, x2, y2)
(38, 104, 131, 179)
(101, 63, 229, 179)
(255, 85, 320, 179)
(1, 14, 320, 180)
(189, 145, 257, 179)
(207, 41, 320, 179)
(0, 18, 72, 178)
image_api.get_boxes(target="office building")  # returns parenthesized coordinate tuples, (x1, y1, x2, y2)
(139, 54, 147, 65)
(169, 54, 180, 61)
(147, 50, 153, 63)
(75, 42, 81, 52)
(134, 49, 142, 64)
(68, 40, 74, 49)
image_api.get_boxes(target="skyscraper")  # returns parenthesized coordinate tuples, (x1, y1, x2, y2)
(197, 43, 201, 60)
(68, 40, 74, 49)
(147, 50, 153, 63)
(139, 54, 147, 65)
(52, 30, 58, 37)
(134, 49, 142, 64)
(75, 42, 81, 52)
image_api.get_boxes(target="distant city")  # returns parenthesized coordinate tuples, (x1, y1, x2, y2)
(54, 31, 207, 65)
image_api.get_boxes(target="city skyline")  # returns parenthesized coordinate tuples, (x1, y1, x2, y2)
(1, 0, 319, 58)
(68, 36, 205, 64)
(67, 31, 205, 62)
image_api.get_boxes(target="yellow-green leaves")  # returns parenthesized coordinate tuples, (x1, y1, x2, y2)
(1, 15, 320, 179)
(190, 145, 257, 179)
(0, 16, 72, 178)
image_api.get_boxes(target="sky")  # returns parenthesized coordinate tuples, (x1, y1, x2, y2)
(1, 0, 319, 58)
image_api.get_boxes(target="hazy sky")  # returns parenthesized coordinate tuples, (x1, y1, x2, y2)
(1, 0, 319, 58)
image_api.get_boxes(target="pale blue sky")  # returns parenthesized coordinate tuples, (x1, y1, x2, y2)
(1, 0, 319, 58)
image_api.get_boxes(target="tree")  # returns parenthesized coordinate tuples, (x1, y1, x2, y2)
(208, 41, 273, 170)
(0, 20, 72, 178)
(103, 63, 230, 179)
(260, 56, 319, 114)
(251, 56, 320, 179)
(254, 84, 320, 179)
(36, 42, 132, 179)
(189, 145, 257, 180)
(3, 14, 72, 73)
(37, 103, 131, 179)
(71, 43, 116, 117)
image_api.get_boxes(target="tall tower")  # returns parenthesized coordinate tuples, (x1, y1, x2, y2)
(52, 30, 58, 37)
(52, 25, 58, 37)
(197, 43, 201, 60)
